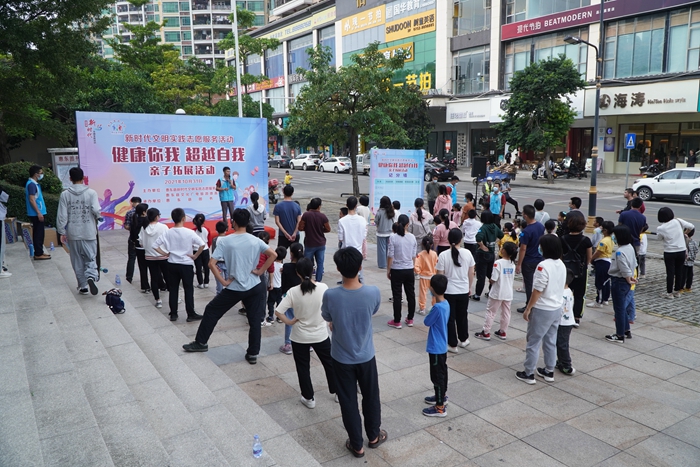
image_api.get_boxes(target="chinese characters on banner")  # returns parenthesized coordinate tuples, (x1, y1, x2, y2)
(369, 148, 425, 220)
(77, 111, 267, 228)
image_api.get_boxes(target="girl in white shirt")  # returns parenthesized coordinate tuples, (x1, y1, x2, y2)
(475, 242, 517, 341)
(275, 258, 337, 408)
(656, 207, 695, 298)
(192, 213, 211, 289)
(140, 208, 170, 308)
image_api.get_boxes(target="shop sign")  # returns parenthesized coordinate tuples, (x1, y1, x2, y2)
(385, 0, 435, 21)
(288, 73, 306, 84)
(501, 0, 697, 41)
(260, 7, 336, 41)
(378, 42, 414, 62)
(230, 76, 286, 96)
(489, 91, 583, 122)
(392, 70, 433, 91)
(583, 80, 700, 117)
(446, 99, 491, 123)
(385, 9, 436, 42)
(341, 6, 385, 36)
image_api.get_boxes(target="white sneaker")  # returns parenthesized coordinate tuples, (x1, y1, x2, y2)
(196, 284, 205, 289)
(0, 271, 11, 278)
(587, 302, 602, 308)
(300, 396, 316, 409)
(203, 283, 209, 288)
(448, 346, 459, 354)
(261, 320, 272, 327)
(602, 301, 610, 306)
(335, 393, 339, 403)
(458, 339, 470, 348)
(155, 300, 163, 308)
(417, 309, 426, 315)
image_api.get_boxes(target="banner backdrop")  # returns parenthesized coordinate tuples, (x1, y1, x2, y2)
(369, 148, 425, 220)
(76, 111, 267, 229)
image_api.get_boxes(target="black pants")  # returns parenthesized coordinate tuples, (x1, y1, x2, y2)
(195, 281, 266, 356)
(428, 200, 436, 215)
(475, 250, 495, 296)
(147, 259, 168, 300)
(663, 251, 686, 293)
(278, 232, 299, 249)
(522, 261, 538, 305)
(333, 357, 381, 452)
(570, 274, 587, 320)
(126, 240, 136, 282)
(464, 243, 478, 256)
(167, 263, 195, 317)
(390, 268, 416, 322)
(135, 248, 150, 291)
(194, 249, 211, 285)
(504, 192, 519, 212)
(556, 325, 573, 369)
(267, 287, 282, 320)
(445, 293, 470, 347)
(436, 245, 449, 255)
(291, 338, 337, 401)
(29, 216, 45, 256)
(429, 353, 448, 407)
(684, 265, 694, 289)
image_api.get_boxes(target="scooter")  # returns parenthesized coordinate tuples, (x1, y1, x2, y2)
(639, 160, 663, 177)
(268, 179, 281, 204)
(532, 162, 557, 180)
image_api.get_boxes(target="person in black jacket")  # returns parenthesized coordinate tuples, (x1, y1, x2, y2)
(129, 203, 150, 293)
(559, 211, 592, 324)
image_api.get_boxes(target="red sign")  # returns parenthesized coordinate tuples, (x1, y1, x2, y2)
(229, 76, 286, 96)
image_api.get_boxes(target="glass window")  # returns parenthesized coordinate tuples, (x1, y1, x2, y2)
(267, 87, 285, 113)
(181, 16, 191, 26)
(252, 15, 264, 26)
(246, 54, 261, 76)
(164, 16, 180, 27)
(319, 26, 336, 67)
(680, 170, 700, 179)
(180, 2, 189, 11)
(505, 0, 589, 24)
(162, 2, 179, 13)
(182, 31, 192, 40)
(248, 1, 264, 11)
(290, 82, 306, 100)
(454, 0, 491, 36)
(453, 46, 489, 95)
(605, 13, 667, 78)
(265, 46, 284, 78)
(183, 46, 193, 55)
(164, 31, 181, 42)
(659, 171, 681, 180)
(288, 34, 313, 74)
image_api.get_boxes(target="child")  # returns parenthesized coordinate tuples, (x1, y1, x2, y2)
(422, 274, 450, 418)
(266, 247, 287, 324)
(556, 269, 576, 375)
(450, 203, 462, 226)
(392, 200, 402, 217)
(683, 228, 698, 292)
(461, 209, 482, 256)
(556, 212, 568, 237)
(338, 207, 348, 248)
(588, 220, 614, 309)
(475, 242, 517, 341)
(591, 217, 604, 252)
(211, 221, 228, 295)
(498, 222, 518, 255)
(545, 219, 557, 236)
(414, 236, 438, 315)
(357, 195, 371, 225)
(279, 243, 304, 354)
(638, 224, 648, 278)
(625, 268, 638, 334)
(192, 213, 211, 289)
(284, 170, 293, 186)
(605, 225, 637, 343)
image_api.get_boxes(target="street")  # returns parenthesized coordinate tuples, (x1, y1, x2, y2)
(269, 166, 370, 200)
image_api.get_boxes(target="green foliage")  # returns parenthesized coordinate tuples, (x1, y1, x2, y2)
(0, 162, 63, 195)
(108, 21, 177, 76)
(0, 180, 60, 226)
(0, 161, 63, 225)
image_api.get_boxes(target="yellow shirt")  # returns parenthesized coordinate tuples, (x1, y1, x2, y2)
(497, 234, 519, 256)
(597, 236, 613, 260)
(284, 174, 293, 185)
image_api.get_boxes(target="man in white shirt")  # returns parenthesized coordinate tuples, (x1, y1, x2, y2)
(337, 196, 367, 282)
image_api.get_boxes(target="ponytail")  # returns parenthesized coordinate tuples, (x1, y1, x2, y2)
(296, 258, 316, 295)
(193, 213, 205, 232)
(251, 192, 259, 211)
(414, 198, 424, 222)
(289, 242, 304, 262)
(422, 235, 434, 252)
(447, 228, 463, 267)
(439, 209, 450, 230)
(395, 214, 409, 237)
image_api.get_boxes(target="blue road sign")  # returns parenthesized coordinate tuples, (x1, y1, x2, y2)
(624, 133, 636, 150)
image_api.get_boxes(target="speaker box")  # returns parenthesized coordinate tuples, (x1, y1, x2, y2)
(471, 157, 487, 178)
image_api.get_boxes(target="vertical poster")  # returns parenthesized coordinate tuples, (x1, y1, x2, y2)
(369, 148, 425, 219)
(76, 111, 267, 229)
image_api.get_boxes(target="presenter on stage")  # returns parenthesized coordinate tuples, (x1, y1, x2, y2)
(216, 166, 237, 228)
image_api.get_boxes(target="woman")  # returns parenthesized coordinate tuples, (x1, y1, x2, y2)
(275, 258, 337, 408)
(473, 211, 503, 301)
(387, 215, 417, 329)
(374, 196, 395, 269)
(299, 197, 330, 282)
(433, 209, 458, 255)
(433, 185, 451, 216)
(459, 193, 476, 226)
(409, 198, 432, 256)
(140, 207, 169, 308)
(605, 225, 637, 343)
(559, 211, 592, 323)
(656, 207, 695, 298)
(192, 213, 211, 289)
(247, 192, 267, 235)
(129, 203, 150, 293)
(436, 228, 475, 353)
(516, 234, 566, 384)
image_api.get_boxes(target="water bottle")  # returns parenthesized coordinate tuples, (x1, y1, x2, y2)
(252, 434, 262, 458)
(29, 244, 35, 257)
(49, 242, 55, 251)
(115, 274, 121, 286)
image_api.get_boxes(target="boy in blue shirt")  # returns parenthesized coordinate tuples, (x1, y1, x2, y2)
(423, 274, 450, 417)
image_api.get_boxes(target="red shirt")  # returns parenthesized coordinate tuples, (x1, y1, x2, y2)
(257, 253, 275, 273)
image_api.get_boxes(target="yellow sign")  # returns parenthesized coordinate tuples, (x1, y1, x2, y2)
(385, 9, 435, 42)
(393, 71, 433, 91)
(260, 7, 336, 41)
(341, 7, 385, 36)
(378, 42, 414, 62)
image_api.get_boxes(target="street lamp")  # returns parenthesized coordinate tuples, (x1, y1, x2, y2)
(231, 6, 243, 118)
(564, 0, 604, 233)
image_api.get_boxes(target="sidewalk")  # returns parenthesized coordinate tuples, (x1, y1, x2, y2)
(510, 172, 635, 195)
(2, 226, 700, 466)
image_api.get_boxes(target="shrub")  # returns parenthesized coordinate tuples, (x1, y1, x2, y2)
(0, 180, 60, 227)
(0, 161, 63, 195)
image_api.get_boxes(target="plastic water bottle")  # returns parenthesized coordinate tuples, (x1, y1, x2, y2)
(115, 274, 121, 286)
(49, 242, 55, 251)
(252, 434, 262, 458)
(29, 244, 35, 257)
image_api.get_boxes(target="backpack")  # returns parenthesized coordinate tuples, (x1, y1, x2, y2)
(562, 235, 585, 279)
(103, 288, 125, 314)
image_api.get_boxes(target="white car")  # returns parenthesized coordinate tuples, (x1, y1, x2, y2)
(319, 157, 351, 173)
(633, 168, 700, 205)
(289, 153, 320, 171)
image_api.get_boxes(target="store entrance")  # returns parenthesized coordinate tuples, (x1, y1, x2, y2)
(650, 133, 680, 168)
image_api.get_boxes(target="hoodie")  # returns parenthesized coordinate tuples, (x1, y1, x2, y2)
(56, 184, 101, 240)
(140, 222, 170, 259)
(246, 202, 267, 232)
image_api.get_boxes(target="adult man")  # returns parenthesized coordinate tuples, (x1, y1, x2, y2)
(299, 197, 331, 282)
(618, 197, 646, 251)
(56, 167, 102, 295)
(215, 166, 236, 228)
(98, 181, 135, 230)
(322, 248, 386, 457)
(124, 196, 142, 284)
(425, 174, 439, 215)
(183, 209, 276, 365)
(500, 177, 521, 216)
(273, 184, 302, 248)
(534, 199, 550, 224)
(616, 188, 645, 214)
(688, 149, 696, 167)
(569, 197, 582, 212)
(25, 165, 50, 260)
(516, 205, 545, 313)
(337, 196, 367, 282)
(447, 176, 459, 206)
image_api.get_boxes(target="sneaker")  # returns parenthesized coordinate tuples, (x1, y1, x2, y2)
(470, 295, 480, 301)
(587, 301, 602, 308)
(556, 362, 576, 375)
(602, 301, 610, 306)
(516, 307, 526, 313)
(300, 396, 316, 409)
(404, 319, 414, 327)
(155, 300, 163, 308)
(536, 367, 555, 382)
(141, 288, 150, 293)
(266, 317, 274, 324)
(238, 308, 247, 315)
(78, 287, 89, 295)
(87, 278, 98, 296)
(662, 293, 674, 299)
(458, 339, 470, 348)
(276, 317, 283, 323)
(447, 346, 459, 354)
(515, 371, 535, 384)
(639, 274, 645, 279)
(186, 313, 203, 322)
(388, 297, 405, 303)
(169, 313, 178, 321)
(673, 291, 681, 298)
(0, 271, 11, 278)
(196, 284, 205, 289)
(474, 331, 491, 341)
(494, 330, 507, 340)
(573, 319, 580, 328)
(279, 343, 292, 355)
(605, 334, 624, 343)
(417, 309, 426, 315)
(261, 320, 272, 327)
(203, 283, 209, 288)
(422, 405, 446, 418)
(244, 354, 257, 365)
(625, 331, 632, 339)
(424, 395, 449, 406)
(387, 320, 402, 329)
(182, 341, 208, 352)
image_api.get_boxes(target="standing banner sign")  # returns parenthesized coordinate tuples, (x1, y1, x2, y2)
(76, 111, 267, 229)
(369, 148, 425, 220)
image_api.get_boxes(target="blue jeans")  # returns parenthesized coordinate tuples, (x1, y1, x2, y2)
(284, 308, 294, 344)
(611, 277, 631, 337)
(625, 290, 636, 324)
(304, 245, 326, 281)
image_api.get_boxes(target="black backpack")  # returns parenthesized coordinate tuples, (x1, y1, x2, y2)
(103, 288, 125, 314)
(562, 235, 585, 279)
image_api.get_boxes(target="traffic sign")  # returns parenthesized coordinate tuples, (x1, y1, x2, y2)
(624, 133, 636, 150)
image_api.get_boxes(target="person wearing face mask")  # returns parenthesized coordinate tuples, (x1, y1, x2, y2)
(489, 182, 506, 228)
(447, 176, 460, 206)
(25, 165, 50, 260)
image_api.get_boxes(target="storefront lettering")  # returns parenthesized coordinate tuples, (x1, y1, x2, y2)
(449, 111, 487, 120)
(393, 71, 433, 91)
(543, 10, 594, 28)
(600, 92, 687, 109)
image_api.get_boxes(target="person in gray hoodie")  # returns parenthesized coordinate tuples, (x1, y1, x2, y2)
(56, 167, 102, 295)
(605, 225, 637, 344)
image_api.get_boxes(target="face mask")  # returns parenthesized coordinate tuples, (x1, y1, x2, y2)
(612, 234, 617, 245)
(538, 246, 543, 256)
(38, 174, 44, 181)
(494, 187, 499, 192)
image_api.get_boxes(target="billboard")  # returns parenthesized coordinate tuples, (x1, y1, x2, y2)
(369, 148, 425, 219)
(76, 111, 267, 229)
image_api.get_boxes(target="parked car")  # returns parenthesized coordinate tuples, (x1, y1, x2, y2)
(290, 153, 321, 171)
(268, 155, 291, 168)
(424, 161, 453, 182)
(633, 168, 700, 205)
(356, 153, 371, 175)
(319, 157, 352, 173)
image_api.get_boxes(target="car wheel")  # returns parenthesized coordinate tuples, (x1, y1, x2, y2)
(290, 163, 295, 170)
(334, 167, 339, 174)
(692, 190, 700, 206)
(637, 186, 652, 201)
(320, 166, 325, 172)
(302, 163, 307, 171)
(424, 172, 431, 182)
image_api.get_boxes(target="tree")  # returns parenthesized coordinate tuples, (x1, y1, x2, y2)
(108, 21, 178, 76)
(494, 56, 586, 182)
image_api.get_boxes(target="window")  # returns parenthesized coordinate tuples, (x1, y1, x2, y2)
(288, 34, 313, 74)
(181, 16, 191, 26)
(247, 1, 264, 11)
(453, 46, 489, 95)
(164, 31, 181, 42)
(505, 0, 591, 24)
(604, 14, 665, 79)
(182, 31, 192, 40)
(146, 4, 159, 12)
(180, 2, 190, 11)
(183, 46, 193, 55)
(267, 87, 285, 113)
(162, 2, 179, 13)
(246, 54, 261, 75)
(454, 0, 491, 36)
(319, 26, 336, 66)
(164, 16, 180, 27)
(265, 46, 284, 78)
(252, 15, 264, 26)
(680, 170, 700, 179)
(667, 8, 700, 73)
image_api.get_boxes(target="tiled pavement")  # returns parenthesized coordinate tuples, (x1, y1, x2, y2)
(2, 223, 700, 466)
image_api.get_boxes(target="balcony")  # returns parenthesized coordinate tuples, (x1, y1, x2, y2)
(271, 0, 313, 17)
(453, 77, 488, 96)
(211, 2, 232, 12)
(213, 15, 231, 25)
(192, 1, 211, 11)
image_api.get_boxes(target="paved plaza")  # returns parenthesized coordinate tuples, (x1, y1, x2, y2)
(2, 213, 700, 466)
